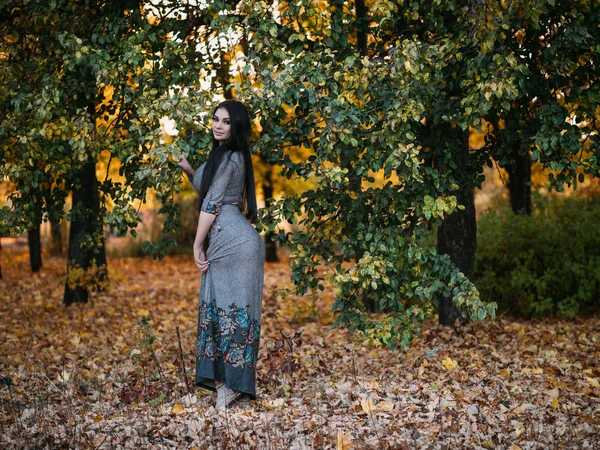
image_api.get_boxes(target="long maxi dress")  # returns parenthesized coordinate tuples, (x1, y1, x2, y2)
(192, 150, 265, 399)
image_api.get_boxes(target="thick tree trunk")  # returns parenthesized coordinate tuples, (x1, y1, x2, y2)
(507, 149, 532, 215)
(64, 158, 107, 306)
(437, 134, 476, 326)
(262, 166, 279, 263)
(28, 226, 42, 273)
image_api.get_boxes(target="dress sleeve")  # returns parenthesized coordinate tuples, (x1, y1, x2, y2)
(191, 165, 203, 194)
(201, 153, 236, 216)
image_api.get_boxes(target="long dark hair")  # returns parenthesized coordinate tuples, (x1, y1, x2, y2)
(198, 100, 258, 222)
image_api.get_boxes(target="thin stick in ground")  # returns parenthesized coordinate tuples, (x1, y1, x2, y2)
(176, 325, 192, 396)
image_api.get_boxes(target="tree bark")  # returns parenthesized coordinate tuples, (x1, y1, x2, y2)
(437, 132, 476, 326)
(64, 158, 107, 305)
(50, 220, 64, 256)
(262, 166, 279, 263)
(507, 149, 532, 215)
(28, 226, 42, 273)
(356, 0, 368, 55)
(0, 238, 3, 280)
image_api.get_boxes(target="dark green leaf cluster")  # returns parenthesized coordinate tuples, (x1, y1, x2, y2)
(477, 195, 600, 318)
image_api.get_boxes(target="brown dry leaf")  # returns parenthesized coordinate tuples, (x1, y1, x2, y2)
(337, 430, 353, 450)
(1, 248, 599, 449)
(378, 400, 395, 411)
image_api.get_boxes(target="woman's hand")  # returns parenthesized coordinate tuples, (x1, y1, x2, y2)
(178, 155, 194, 179)
(194, 245, 209, 273)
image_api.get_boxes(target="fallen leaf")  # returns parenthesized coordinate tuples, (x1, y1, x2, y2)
(337, 430, 353, 450)
(361, 398, 376, 414)
(585, 377, 599, 388)
(268, 398, 285, 408)
(442, 358, 458, 371)
(172, 403, 185, 414)
(499, 368, 511, 378)
(136, 308, 150, 317)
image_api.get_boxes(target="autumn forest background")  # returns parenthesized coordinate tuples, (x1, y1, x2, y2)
(1, 0, 599, 448)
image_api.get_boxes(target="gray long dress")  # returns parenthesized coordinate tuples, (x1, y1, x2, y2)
(192, 151, 264, 399)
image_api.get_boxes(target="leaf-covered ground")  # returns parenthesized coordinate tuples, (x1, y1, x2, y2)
(0, 248, 598, 449)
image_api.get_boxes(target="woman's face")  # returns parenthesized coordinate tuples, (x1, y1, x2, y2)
(212, 108, 232, 144)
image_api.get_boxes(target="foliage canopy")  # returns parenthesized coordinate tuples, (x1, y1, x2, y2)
(1, 0, 599, 345)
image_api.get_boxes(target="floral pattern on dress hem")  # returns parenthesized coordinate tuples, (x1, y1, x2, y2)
(196, 300, 260, 371)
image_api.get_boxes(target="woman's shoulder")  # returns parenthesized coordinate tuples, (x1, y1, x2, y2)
(225, 149, 244, 168)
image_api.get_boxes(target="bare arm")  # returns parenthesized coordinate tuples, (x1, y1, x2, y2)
(193, 211, 216, 273)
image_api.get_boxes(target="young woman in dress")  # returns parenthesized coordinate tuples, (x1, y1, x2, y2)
(178, 100, 264, 409)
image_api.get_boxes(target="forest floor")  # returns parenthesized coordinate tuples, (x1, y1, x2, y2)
(0, 247, 598, 449)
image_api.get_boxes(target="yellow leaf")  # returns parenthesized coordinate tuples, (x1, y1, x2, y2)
(550, 397, 559, 409)
(585, 377, 600, 388)
(172, 403, 185, 414)
(499, 368, 511, 378)
(482, 440, 495, 449)
(509, 445, 522, 450)
(442, 358, 458, 371)
(136, 308, 150, 317)
(93, 414, 104, 422)
(337, 430, 353, 450)
(532, 367, 543, 375)
(361, 398, 376, 414)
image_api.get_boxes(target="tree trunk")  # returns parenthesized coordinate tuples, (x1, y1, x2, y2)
(262, 166, 279, 263)
(64, 158, 107, 306)
(507, 149, 532, 215)
(50, 220, 64, 256)
(350, 0, 378, 313)
(28, 226, 42, 272)
(0, 238, 3, 280)
(355, 0, 368, 55)
(437, 133, 476, 326)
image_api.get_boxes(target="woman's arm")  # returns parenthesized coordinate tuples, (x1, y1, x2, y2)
(178, 155, 195, 181)
(193, 211, 216, 273)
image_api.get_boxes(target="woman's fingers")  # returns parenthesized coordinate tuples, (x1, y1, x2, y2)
(195, 258, 209, 273)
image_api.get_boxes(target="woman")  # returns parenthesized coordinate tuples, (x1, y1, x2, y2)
(178, 100, 264, 409)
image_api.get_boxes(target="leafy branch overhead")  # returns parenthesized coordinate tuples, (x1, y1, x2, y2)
(1, 1, 599, 343)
